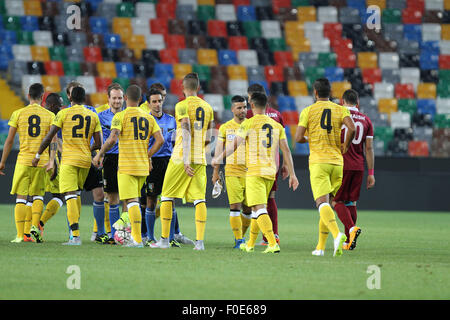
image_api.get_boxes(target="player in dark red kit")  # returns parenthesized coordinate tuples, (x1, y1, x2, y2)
(333, 89, 375, 250)
(246, 83, 287, 245)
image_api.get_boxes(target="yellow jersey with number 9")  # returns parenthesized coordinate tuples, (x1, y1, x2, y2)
(172, 96, 214, 165)
(298, 100, 350, 166)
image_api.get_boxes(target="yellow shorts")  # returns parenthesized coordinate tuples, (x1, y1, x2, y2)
(45, 169, 60, 194)
(59, 164, 90, 194)
(225, 176, 246, 205)
(10, 163, 46, 196)
(161, 160, 206, 203)
(118, 173, 147, 200)
(309, 163, 343, 200)
(245, 176, 274, 207)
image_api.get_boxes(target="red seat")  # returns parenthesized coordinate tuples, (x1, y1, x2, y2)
(150, 18, 168, 36)
(324, 23, 342, 40)
(395, 83, 415, 99)
(166, 34, 186, 49)
(170, 79, 184, 98)
(228, 36, 248, 51)
(362, 68, 382, 85)
(272, 0, 291, 14)
(264, 66, 284, 83)
(408, 141, 429, 157)
(274, 51, 294, 67)
(439, 55, 450, 69)
(95, 77, 113, 93)
(331, 38, 353, 52)
(402, 8, 423, 24)
(83, 46, 102, 63)
(159, 48, 179, 64)
(156, 2, 176, 19)
(44, 61, 64, 76)
(208, 20, 227, 37)
(233, 0, 250, 6)
(336, 51, 356, 68)
(281, 110, 299, 126)
(406, 0, 425, 12)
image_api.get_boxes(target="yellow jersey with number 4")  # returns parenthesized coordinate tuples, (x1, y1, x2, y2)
(298, 100, 350, 166)
(218, 119, 246, 177)
(8, 104, 55, 168)
(171, 96, 214, 165)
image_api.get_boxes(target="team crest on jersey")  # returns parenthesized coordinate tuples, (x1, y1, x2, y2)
(227, 134, 236, 140)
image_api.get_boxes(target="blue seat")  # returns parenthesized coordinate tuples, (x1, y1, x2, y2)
(417, 99, 436, 117)
(89, 17, 109, 34)
(419, 52, 439, 70)
(325, 67, 344, 82)
(403, 24, 422, 42)
(85, 0, 103, 11)
(277, 96, 296, 112)
(295, 142, 310, 155)
(237, 6, 256, 21)
(248, 80, 269, 95)
(153, 63, 174, 78)
(0, 44, 13, 70)
(116, 62, 134, 79)
(420, 41, 440, 54)
(20, 16, 40, 32)
(147, 76, 172, 92)
(104, 33, 122, 49)
(0, 30, 17, 45)
(218, 50, 238, 65)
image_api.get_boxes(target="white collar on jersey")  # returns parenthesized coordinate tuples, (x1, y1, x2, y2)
(346, 106, 359, 112)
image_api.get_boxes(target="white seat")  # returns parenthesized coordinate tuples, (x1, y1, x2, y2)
(5, 0, 24, 16)
(437, 98, 450, 114)
(103, 0, 122, 3)
(318, 6, 338, 23)
(373, 82, 394, 100)
(295, 96, 314, 113)
(145, 34, 165, 51)
(261, 20, 282, 39)
(12, 45, 32, 61)
(228, 80, 248, 96)
(310, 37, 330, 53)
(440, 41, 450, 55)
(22, 75, 42, 96)
(216, 4, 236, 22)
(400, 67, 420, 90)
(379, 52, 399, 69)
(178, 0, 197, 11)
(33, 31, 54, 47)
(390, 112, 411, 129)
(135, 2, 156, 19)
(421, 24, 441, 42)
(237, 50, 259, 67)
(132, 17, 151, 36)
(76, 76, 96, 95)
(203, 94, 224, 114)
(425, 0, 443, 10)
(304, 22, 324, 40)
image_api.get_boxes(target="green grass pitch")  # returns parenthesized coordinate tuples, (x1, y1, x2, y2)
(0, 204, 449, 300)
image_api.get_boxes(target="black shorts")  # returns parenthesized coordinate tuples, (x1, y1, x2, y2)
(103, 153, 119, 193)
(83, 164, 104, 191)
(144, 156, 170, 197)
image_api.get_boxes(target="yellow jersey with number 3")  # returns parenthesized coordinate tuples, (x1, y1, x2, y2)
(53, 105, 101, 168)
(8, 104, 55, 168)
(172, 96, 214, 165)
(298, 100, 350, 166)
(111, 107, 160, 176)
(218, 119, 246, 177)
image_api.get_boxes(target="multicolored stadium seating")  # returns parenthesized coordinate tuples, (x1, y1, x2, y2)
(1, 0, 450, 157)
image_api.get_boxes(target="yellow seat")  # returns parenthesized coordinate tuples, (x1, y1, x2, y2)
(174, 64, 193, 79)
(42, 75, 61, 93)
(198, 0, 215, 5)
(417, 83, 437, 99)
(378, 98, 398, 114)
(227, 65, 247, 80)
(366, 0, 386, 10)
(30, 46, 50, 62)
(24, 0, 43, 16)
(288, 81, 308, 96)
(445, 0, 450, 10)
(0, 80, 24, 119)
(290, 38, 311, 61)
(285, 21, 305, 46)
(197, 49, 218, 66)
(297, 6, 316, 22)
(97, 62, 117, 79)
(89, 93, 108, 107)
(112, 17, 133, 41)
(442, 24, 450, 40)
(126, 35, 146, 60)
(357, 52, 378, 69)
(331, 81, 352, 98)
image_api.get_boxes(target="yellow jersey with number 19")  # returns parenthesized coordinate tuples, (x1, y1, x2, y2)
(53, 105, 101, 168)
(111, 107, 160, 176)
(8, 104, 55, 168)
(298, 100, 350, 166)
(171, 96, 214, 165)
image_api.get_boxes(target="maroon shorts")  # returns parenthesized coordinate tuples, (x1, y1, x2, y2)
(270, 169, 279, 192)
(334, 170, 364, 202)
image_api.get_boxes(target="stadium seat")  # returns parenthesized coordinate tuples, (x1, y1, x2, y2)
(112, 17, 133, 40)
(277, 96, 296, 112)
(170, 79, 184, 98)
(203, 94, 225, 114)
(156, 2, 176, 19)
(160, 48, 179, 64)
(237, 49, 259, 66)
(44, 61, 64, 76)
(379, 52, 400, 69)
(331, 81, 352, 98)
(402, 8, 423, 24)
(417, 99, 437, 116)
(83, 47, 102, 63)
(390, 111, 412, 129)
(318, 6, 338, 23)
(228, 36, 249, 51)
(97, 62, 117, 79)
(400, 67, 421, 90)
(95, 77, 113, 93)
(295, 96, 314, 113)
(218, 50, 238, 65)
(358, 52, 378, 69)
(208, 20, 227, 37)
(325, 67, 345, 82)
(90, 17, 109, 35)
(237, 6, 256, 21)
(227, 65, 247, 80)
(174, 64, 193, 80)
(193, 64, 211, 82)
(261, 21, 282, 39)
(115, 62, 134, 79)
(216, 4, 237, 21)
(104, 34, 122, 50)
(154, 63, 174, 79)
(178, 49, 198, 65)
(285, 21, 305, 46)
(135, 2, 156, 19)
(30, 46, 49, 62)
(417, 83, 437, 99)
(264, 66, 284, 83)
(228, 80, 248, 96)
(297, 6, 316, 22)
(22, 75, 42, 95)
(374, 82, 395, 100)
(408, 140, 429, 156)
(378, 98, 399, 114)
(33, 31, 53, 47)
(395, 83, 416, 99)
(287, 81, 308, 96)
(274, 51, 293, 67)
(146, 34, 166, 51)
(41, 75, 61, 93)
(198, 49, 218, 66)
(436, 98, 450, 114)
(90, 92, 108, 107)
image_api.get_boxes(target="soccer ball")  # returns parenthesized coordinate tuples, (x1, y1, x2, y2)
(114, 227, 132, 245)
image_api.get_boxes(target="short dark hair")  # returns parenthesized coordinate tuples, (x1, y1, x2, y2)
(147, 89, 162, 101)
(231, 95, 246, 105)
(183, 72, 200, 91)
(342, 89, 359, 106)
(66, 81, 83, 97)
(70, 86, 86, 105)
(247, 83, 266, 95)
(149, 82, 166, 92)
(107, 83, 124, 97)
(126, 84, 142, 103)
(45, 93, 63, 115)
(250, 92, 267, 109)
(28, 83, 45, 100)
(313, 78, 331, 98)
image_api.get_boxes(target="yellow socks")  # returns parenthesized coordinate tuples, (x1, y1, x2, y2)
(14, 200, 27, 238)
(316, 217, 329, 251)
(319, 203, 340, 239)
(76, 195, 81, 221)
(40, 198, 63, 225)
(241, 212, 251, 237)
(104, 200, 111, 234)
(24, 201, 32, 235)
(160, 200, 173, 239)
(246, 214, 260, 248)
(66, 195, 80, 237)
(229, 210, 242, 240)
(31, 197, 44, 227)
(255, 208, 276, 247)
(128, 202, 142, 243)
(195, 201, 207, 241)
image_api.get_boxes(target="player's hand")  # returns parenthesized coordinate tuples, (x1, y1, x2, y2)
(211, 157, 220, 168)
(45, 160, 54, 173)
(289, 175, 299, 191)
(0, 162, 5, 176)
(31, 157, 40, 167)
(92, 155, 102, 169)
(212, 170, 219, 185)
(341, 143, 349, 155)
(184, 164, 194, 177)
(281, 164, 289, 180)
(149, 159, 153, 173)
(367, 175, 375, 189)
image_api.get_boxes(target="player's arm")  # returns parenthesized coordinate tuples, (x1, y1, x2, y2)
(212, 135, 245, 167)
(342, 116, 355, 154)
(32, 125, 60, 167)
(295, 125, 308, 143)
(279, 138, 299, 191)
(180, 117, 194, 177)
(45, 135, 59, 180)
(0, 126, 18, 175)
(90, 130, 102, 152)
(205, 119, 215, 147)
(365, 137, 375, 189)
(93, 129, 118, 167)
(212, 135, 225, 185)
(148, 130, 164, 159)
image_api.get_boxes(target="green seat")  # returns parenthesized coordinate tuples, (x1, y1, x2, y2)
(49, 46, 67, 61)
(197, 5, 215, 21)
(317, 52, 336, 67)
(0, 133, 7, 146)
(113, 78, 130, 91)
(17, 31, 34, 45)
(398, 99, 417, 116)
(292, 0, 311, 6)
(268, 38, 286, 52)
(0, 0, 6, 15)
(63, 61, 81, 76)
(193, 64, 211, 82)
(3, 16, 21, 31)
(438, 70, 450, 82)
(116, 3, 135, 17)
(243, 21, 261, 38)
(304, 67, 325, 89)
(374, 126, 394, 148)
(59, 91, 70, 106)
(223, 95, 232, 110)
(382, 9, 402, 24)
(437, 81, 450, 98)
(138, 0, 157, 2)
(433, 114, 450, 129)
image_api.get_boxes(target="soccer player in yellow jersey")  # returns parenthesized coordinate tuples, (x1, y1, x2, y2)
(213, 92, 299, 253)
(212, 95, 249, 249)
(295, 78, 356, 257)
(93, 85, 164, 247)
(0, 83, 56, 243)
(33, 87, 102, 245)
(151, 73, 214, 250)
